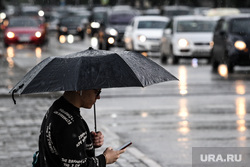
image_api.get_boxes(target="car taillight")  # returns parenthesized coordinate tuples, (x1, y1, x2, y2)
(7, 31, 15, 38)
(35, 31, 42, 38)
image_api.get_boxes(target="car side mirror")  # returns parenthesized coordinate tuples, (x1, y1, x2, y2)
(164, 28, 172, 35)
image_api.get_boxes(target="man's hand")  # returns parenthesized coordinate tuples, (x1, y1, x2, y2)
(103, 147, 125, 164)
(91, 131, 104, 148)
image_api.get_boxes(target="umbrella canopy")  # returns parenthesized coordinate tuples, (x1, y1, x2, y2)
(10, 47, 178, 96)
(10, 47, 178, 132)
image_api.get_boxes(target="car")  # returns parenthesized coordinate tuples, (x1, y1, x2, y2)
(4, 16, 48, 47)
(57, 15, 87, 40)
(124, 16, 169, 53)
(206, 8, 240, 17)
(98, 8, 140, 50)
(88, 6, 109, 37)
(161, 6, 193, 18)
(44, 11, 60, 32)
(160, 15, 218, 64)
(142, 8, 161, 16)
(211, 14, 250, 73)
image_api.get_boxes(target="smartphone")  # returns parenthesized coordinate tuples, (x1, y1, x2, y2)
(116, 141, 132, 150)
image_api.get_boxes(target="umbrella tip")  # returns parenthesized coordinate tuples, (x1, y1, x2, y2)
(88, 47, 94, 50)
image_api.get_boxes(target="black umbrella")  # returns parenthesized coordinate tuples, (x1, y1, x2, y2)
(10, 47, 178, 131)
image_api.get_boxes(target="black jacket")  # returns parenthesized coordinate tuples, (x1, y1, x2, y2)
(38, 96, 106, 167)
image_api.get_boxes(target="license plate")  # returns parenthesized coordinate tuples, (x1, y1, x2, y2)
(194, 50, 209, 55)
(68, 30, 77, 34)
(19, 35, 30, 42)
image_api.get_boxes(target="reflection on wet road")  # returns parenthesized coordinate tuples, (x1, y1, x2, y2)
(94, 64, 250, 167)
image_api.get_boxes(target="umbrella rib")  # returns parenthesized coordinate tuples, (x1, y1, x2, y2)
(118, 55, 145, 87)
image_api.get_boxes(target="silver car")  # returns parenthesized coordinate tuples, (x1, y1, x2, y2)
(124, 16, 169, 53)
(160, 15, 218, 64)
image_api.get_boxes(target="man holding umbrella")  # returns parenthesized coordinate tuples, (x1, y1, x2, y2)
(10, 48, 177, 167)
(38, 89, 124, 166)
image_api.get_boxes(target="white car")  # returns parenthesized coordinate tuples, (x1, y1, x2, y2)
(124, 16, 169, 53)
(160, 15, 218, 64)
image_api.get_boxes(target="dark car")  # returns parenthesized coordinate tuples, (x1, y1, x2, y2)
(161, 6, 193, 18)
(57, 15, 86, 40)
(88, 7, 109, 37)
(211, 14, 250, 73)
(98, 9, 139, 50)
(4, 16, 47, 47)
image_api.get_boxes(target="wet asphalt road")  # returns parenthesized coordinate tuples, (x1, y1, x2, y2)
(0, 33, 250, 167)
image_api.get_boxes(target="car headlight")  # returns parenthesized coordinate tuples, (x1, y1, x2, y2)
(35, 31, 42, 38)
(234, 40, 246, 50)
(178, 38, 189, 47)
(138, 35, 146, 42)
(91, 22, 100, 29)
(38, 10, 44, 17)
(0, 12, 6, 20)
(7, 31, 15, 38)
(106, 28, 118, 36)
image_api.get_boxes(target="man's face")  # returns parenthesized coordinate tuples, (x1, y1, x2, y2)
(80, 89, 101, 109)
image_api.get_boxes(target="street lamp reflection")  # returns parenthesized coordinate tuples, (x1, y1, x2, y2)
(236, 97, 247, 146)
(178, 66, 188, 95)
(35, 47, 42, 64)
(111, 113, 117, 118)
(218, 64, 228, 78)
(141, 112, 148, 118)
(235, 80, 245, 95)
(236, 97, 246, 122)
(6, 46, 15, 68)
(178, 98, 190, 135)
(178, 121, 190, 135)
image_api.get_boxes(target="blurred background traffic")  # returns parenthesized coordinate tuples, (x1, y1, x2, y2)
(1, 0, 250, 74)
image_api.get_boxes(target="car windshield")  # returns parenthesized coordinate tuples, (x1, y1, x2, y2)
(230, 18, 250, 35)
(177, 20, 216, 32)
(163, 10, 190, 17)
(109, 13, 135, 25)
(138, 21, 167, 29)
(93, 12, 107, 21)
(8, 18, 39, 27)
(61, 16, 83, 24)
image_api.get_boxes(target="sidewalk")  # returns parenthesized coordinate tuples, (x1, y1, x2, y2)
(0, 94, 162, 167)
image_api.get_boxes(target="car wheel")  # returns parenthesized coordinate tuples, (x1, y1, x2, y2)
(172, 56, 179, 65)
(227, 63, 234, 73)
(98, 41, 103, 50)
(211, 49, 219, 73)
(103, 42, 110, 50)
(224, 50, 234, 73)
(160, 52, 168, 64)
(207, 56, 212, 64)
(80, 35, 84, 40)
(211, 58, 219, 73)
(170, 46, 179, 64)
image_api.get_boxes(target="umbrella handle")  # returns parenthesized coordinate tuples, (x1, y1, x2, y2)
(94, 103, 97, 132)
(11, 89, 17, 105)
(11, 84, 24, 105)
